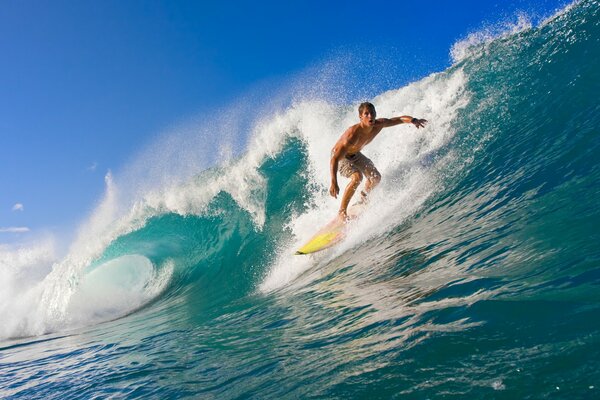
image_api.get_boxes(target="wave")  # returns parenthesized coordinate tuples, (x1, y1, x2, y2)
(1, 0, 598, 342)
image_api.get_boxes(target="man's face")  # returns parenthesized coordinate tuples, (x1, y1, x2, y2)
(360, 108, 376, 126)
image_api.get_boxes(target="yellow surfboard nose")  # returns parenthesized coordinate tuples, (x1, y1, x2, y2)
(295, 231, 341, 255)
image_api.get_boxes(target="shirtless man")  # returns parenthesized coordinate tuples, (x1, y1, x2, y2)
(330, 102, 427, 219)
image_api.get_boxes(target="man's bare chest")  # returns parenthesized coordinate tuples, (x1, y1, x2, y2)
(347, 129, 381, 152)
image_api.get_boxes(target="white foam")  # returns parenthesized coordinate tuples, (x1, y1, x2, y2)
(0, 239, 57, 338)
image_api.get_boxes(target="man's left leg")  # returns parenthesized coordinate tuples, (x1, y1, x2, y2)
(364, 167, 381, 193)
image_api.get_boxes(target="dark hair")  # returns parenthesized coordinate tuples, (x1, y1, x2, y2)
(358, 102, 376, 115)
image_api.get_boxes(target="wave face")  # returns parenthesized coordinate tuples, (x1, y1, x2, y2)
(2, 1, 599, 398)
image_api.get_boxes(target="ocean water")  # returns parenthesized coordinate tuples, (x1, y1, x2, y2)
(1, 1, 599, 398)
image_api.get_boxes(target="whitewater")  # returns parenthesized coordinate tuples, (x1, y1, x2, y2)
(1, 1, 599, 398)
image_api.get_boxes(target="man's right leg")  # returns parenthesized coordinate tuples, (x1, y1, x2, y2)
(339, 171, 362, 219)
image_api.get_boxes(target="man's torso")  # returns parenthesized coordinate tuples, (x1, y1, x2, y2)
(342, 122, 385, 155)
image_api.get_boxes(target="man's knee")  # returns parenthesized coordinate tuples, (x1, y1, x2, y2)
(350, 171, 363, 186)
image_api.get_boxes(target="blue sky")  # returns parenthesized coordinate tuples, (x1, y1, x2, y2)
(1, 0, 568, 243)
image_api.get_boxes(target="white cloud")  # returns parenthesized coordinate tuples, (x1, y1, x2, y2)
(12, 203, 24, 212)
(0, 227, 30, 233)
(87, 162, 98, 172)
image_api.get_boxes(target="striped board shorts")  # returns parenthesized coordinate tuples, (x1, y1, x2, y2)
(338, 152, 376, 178)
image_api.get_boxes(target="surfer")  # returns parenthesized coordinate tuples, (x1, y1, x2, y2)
(330, 102, 427, 220)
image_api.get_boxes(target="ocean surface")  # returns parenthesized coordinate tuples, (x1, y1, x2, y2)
(1, 1, 599, 398)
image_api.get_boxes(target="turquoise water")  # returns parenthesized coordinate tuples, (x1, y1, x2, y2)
(2, 1, 600, 398)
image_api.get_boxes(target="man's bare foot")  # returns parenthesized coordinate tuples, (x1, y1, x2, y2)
(338, 210, 358, 223)
(338, 210, 349, 221)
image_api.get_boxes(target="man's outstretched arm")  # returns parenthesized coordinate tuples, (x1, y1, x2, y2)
(378, 116, 428, 129)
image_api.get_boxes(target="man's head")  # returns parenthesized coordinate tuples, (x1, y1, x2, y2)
(358, 102, 376, 126)
(358, 102, 376, 116)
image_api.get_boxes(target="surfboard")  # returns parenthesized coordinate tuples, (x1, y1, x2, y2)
(295, 203, 367, 255)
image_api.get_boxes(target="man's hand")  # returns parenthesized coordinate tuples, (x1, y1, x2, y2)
(412, 118, 428, 129)
(330, 181, 340, 198)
